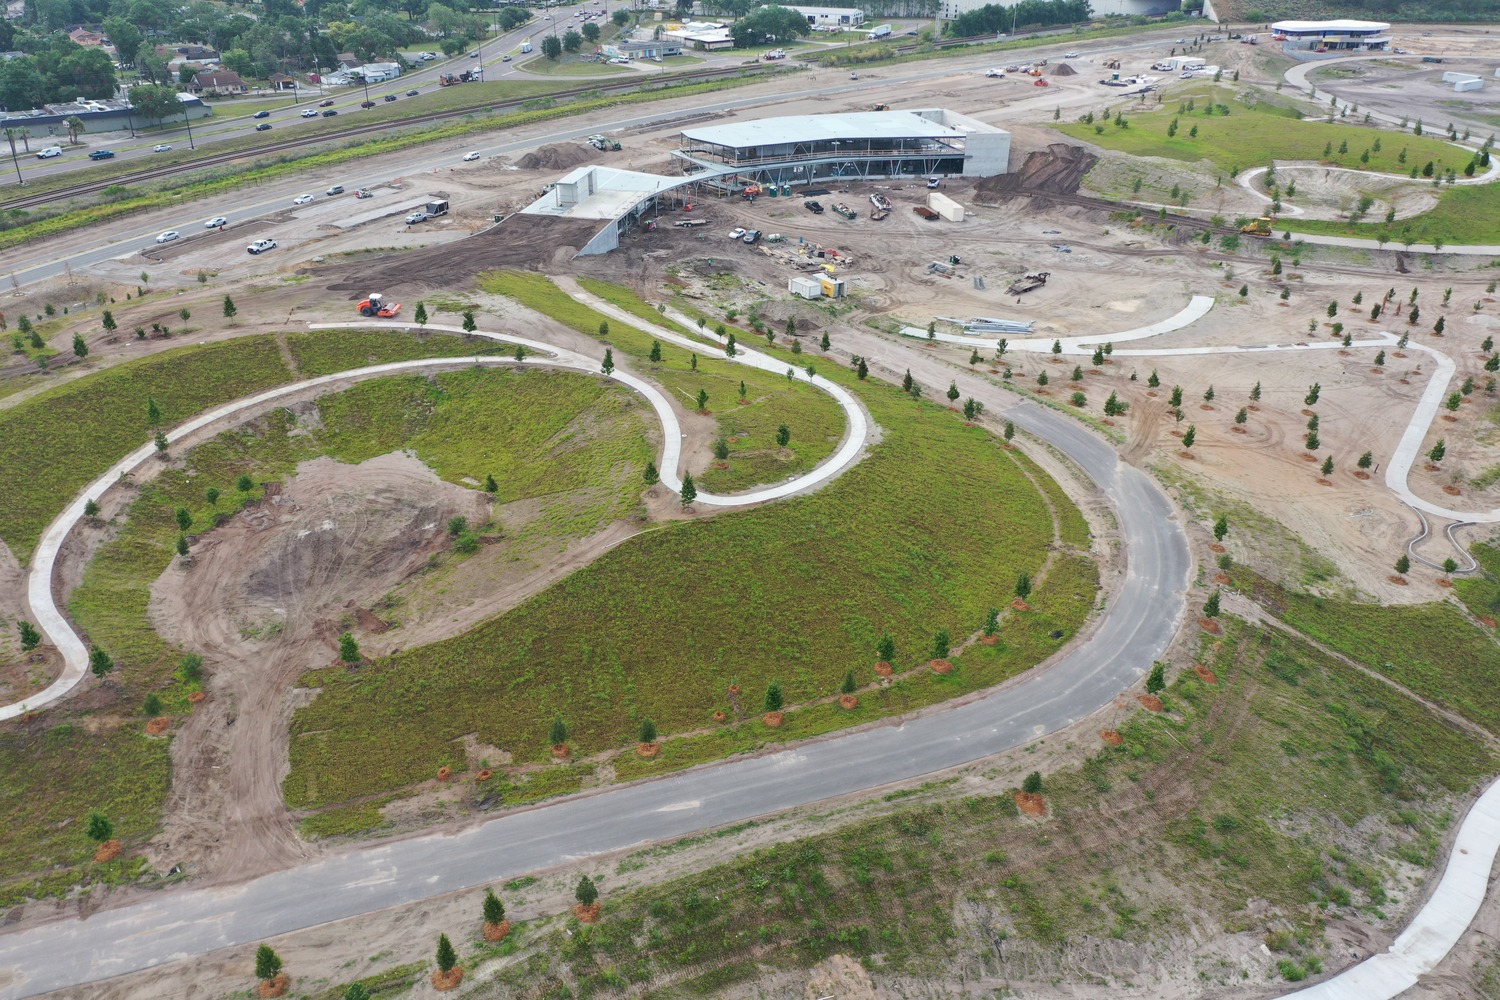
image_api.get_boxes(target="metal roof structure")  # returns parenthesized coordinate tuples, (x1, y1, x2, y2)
(681, 111, 970, 150)
(1270, 19, 1391, 32)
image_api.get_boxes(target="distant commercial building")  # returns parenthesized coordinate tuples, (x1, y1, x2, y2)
(603, 35, 684, 59)
(781, 5, 865, 28)
(663, 21, 735, 50)
(673, 109, 1010, 187)
(1270, 19, 1391, 51)
(0, 93, 211, 136)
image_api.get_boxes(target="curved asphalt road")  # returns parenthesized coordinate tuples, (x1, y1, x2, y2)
(0, 320, 1191, 996)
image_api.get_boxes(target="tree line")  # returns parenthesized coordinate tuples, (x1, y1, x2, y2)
(948, 0, 1092, 37)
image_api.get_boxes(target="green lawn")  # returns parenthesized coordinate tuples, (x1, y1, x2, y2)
(1232, 568, 1500, 732)
(1280, 183, 1500, 247)
(1454, 543, 1500, 623)
(1056, 85, 1471, 180)
(465, 617, 1492, 995)
(0, 337, 293, 563)
(283, 364, 1081, 810)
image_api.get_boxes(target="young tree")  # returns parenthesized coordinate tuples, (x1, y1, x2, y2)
(483, 888, 506, 926)
(969, 348, 982, 367)
(963, 397, 984, 421)
(1021, 771, 1043, 794)
(1092, 346, 1105, 366)
(175, 506, 192, 532)
(1306, 430, 1320, 451)
(1213, 515, 1229, 542)
(1147, 370, 1160, 388)
(724, 334, 736, 358)
(1443, 557, 1459, 576)
(1004, 421, 1015, 442)
(1203, 385, 1215, 403)
(435, 934, 457, 975)
(345, 985, 371, 1000)
(1321, 455, 1334, 476)
(840, 669, 857, 695)
(144, 692, 163, 717)
(776, 424, 791, 447)
(514, 344, 527, 363)
(205, 487, 220, 506)
(101, 310, 117, 334)
(414, 302, 428, 326)
(1071, 365, 1084, 382)
(1435, 316, 1446, 335)
(18, 620, 40, 651)
(932, 629, 951, 659)
(649, 339, 662, 363)
(339, 632, 361, 664)
(86, 811, 114, 843)
(154, 430, 169, 454)
(147, 396, 162, 425)
(550, 715, 569, 747)
(1375, 350, 1386, 366)
(1050, 339, 1063, 357)
(1182, 425, 1197, 449)
(876, 632, 895, 663)
(856, 357, 869, 380)
(1015, 573, 1032, 600)
(902, 369, 914, 393)
(785, 316, 796, 339)
(1036, 372, 1048, 387)
(1250, 381, 1262, 402)
(1203, 589, 1221, 618)
(484, 474, 498, 494)
(1305, 383, 1321, 406)
(946, 381, 960, 403)
(1370, 302, 1381, 321)
(1070, 391, 1087, 408)
(638, 717, 657, 744)
(1169, 385, 1184, 407)
(1429, 439, 1446, 463)
(1395, 554, 1411, 575)
(1235, 407, 1248, 426)
(176, 533, 189, 558)
(1146, 660, 1166, 695)
(679, 472, 697, 507)
(1358, 451, 1373, 470)
(223, 295, 237, 320)
(575, 874, 599, 907)
(462, 310, 477, 333)
(695, 389, 709, 412)
(764, 681, 784, 712)
(601, 348, 614, 376)
(642, 461, 659, 487)
(73, 333, 88, 359)
(89, 645, 114, 679)
(255, 945, 283, 983)
(713, 437, 730, 461)
(236, 475, 254, 492)
(84, 498, 100, 517)
(819, 332, 831, 351)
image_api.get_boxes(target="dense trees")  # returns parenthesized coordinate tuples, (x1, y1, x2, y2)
(729, 5, 811, 46)
(950, 0, 1089, 36)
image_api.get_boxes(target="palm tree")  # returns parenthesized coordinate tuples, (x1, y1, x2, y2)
(16, 127, 30, 153)
(64, 116, 86, 145)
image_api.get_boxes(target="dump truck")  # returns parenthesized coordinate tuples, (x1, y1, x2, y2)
(439, 71, 478, 85)
(356, 293, 402, 318)
(1007, 272, 1050, 295)
(1239, 216, 1273, 236)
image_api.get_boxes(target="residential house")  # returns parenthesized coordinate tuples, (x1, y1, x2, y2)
(191, 70, 247, 95)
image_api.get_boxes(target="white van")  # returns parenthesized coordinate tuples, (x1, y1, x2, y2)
(36, 146, 63, 159)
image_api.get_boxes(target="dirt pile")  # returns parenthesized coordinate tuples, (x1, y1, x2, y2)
(1050, 62, 1077, 76)
(325, 216, 606, 294)
(517, 142, 594, 171)
(972, 143, 1097, 201)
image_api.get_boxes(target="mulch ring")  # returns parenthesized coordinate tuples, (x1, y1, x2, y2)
(874, 661, 894, 677)
(929, 659, 953, 674)
(1100, 729, 1123, 747)
(1444, 485, 1463, 496)
(636, 742, 660, 757)
(762, 711, 785, 728)
(1479, 616, 1498, 629)
(431, 967, 464, 992)
(1389, 575, 1409, 586)
(1199, 404, 1214, 411)
(1370, 367, 1384, 374)
(483, 919, 512, 942)
(1179, 451, 1195, 460)
(1199, 618, 1222, 635)
(980, 634, 1000, 645)
(1231, 426, 1247, 434)
(1316, 478, 1333, 486)
(437, 766, 452, 782)
(1354, 471, 1371, 480)
(1438, 579, 1454, 588)
(187, 691, 206, 704)
(474, 769, 493, 782)
(551, 744, 571, 759)
(1208, 543, 1226, 553)
(713, 709, 727, 723)
(839, 694, 858, 710)
(258, 973, 291, 999)
(1011, 598, 1032, 612)
(93, 839, 122, 864)
(1301, 409, 1317, 417)
(1193, 663, 1219, 684)
(574, 902, 602, 924)
(1138, 694, 1164, 712)
(145, 717, 170, 736)
(1214, 573, 1232, 585)
(1015, 792, 1047, 818)
(1300, 453, 1319, 462)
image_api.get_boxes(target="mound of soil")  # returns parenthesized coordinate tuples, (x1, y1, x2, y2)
(431, 967, 464, 992)
(1214, 573, 1232, 585)
(475, 768, 493, 782)
(258, 974, 290, 999)
(1138, 694, 1164, 712)
(483, 919, 512, 942)
(145, 717, 170, 736)
(980, 634, 999, 645)
(712, 709, 727, 722)
(973, 143, 1097, 202)
(1011, 598, 1032, 611)
(93, 839, 122, 864)
(839, 694, 858, 709)
(636, 742, 660, 757)
(1444, 485, 1463, 496)
(1354, 471, 1371, 480)
(436, 766, 452, 782)
(1050, 62, 1077, 75)
(552, 744, 571, 759)
(1100, 729, 1123, 746)
(1480, 616, 1497, 628)
(929, 658, 953, 674)
(1208, 543, 1226, 554)
(1015, 792, 1047, 817)
(1193, 664, 1218, 685)
(762, 711, 785, 728)
(517, 142, 593, 171)
(574, 902, 602, 923)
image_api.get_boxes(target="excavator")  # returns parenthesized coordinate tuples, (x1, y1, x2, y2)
(356, 293, 402, 318)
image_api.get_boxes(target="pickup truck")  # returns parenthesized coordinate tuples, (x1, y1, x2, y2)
(88, 149, 115, 160)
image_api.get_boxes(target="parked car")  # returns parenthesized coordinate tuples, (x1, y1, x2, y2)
(361, 100, 377, 108)
(728, 227, 746, 239)
(155, 230, 180, 244)
(152, 143, 172, 152)
(205, 216, 228, 228)
(36, 146, 63, 158)
(300, 108, 318, 117)
(321, 109, 338, 116)
(1063, 50, 1080, 58)
(326, 184, 345, 195)
(319, 99, 335, 107)
(88, 149, 115, 159)
(247, 238, 278, 254)
(463, 151, 482, 161)
(293, 193, 315, 204)
(253, 110, 271, 119)
(255, 123, 272, 131)
(804, 200, 824, 213)
(743, 229, 761, 244)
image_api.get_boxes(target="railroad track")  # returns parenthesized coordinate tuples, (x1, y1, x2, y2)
(0, 65, 778, 213)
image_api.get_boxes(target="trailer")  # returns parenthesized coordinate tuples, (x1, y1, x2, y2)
(832, 203, 857, 219)
(1007, 272, 1050, 295)
(913, 205, 939, 220)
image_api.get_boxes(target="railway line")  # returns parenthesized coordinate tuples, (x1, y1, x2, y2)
(0, 64, 778, 214)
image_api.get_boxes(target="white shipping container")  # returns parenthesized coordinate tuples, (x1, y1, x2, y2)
(929, 192, 965, 223)
(789, 276, 823, 298)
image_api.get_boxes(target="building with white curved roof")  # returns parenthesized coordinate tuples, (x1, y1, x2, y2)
(1270, 19, 1391, 51)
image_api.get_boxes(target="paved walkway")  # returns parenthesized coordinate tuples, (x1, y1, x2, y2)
(0, 318, 872, 722)
(901, 294, 1216, 349)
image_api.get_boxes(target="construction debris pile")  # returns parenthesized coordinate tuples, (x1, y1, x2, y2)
(971, 143, 1097, 201)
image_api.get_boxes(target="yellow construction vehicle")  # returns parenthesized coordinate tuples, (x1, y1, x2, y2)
(1239, 216, 1274, 236)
